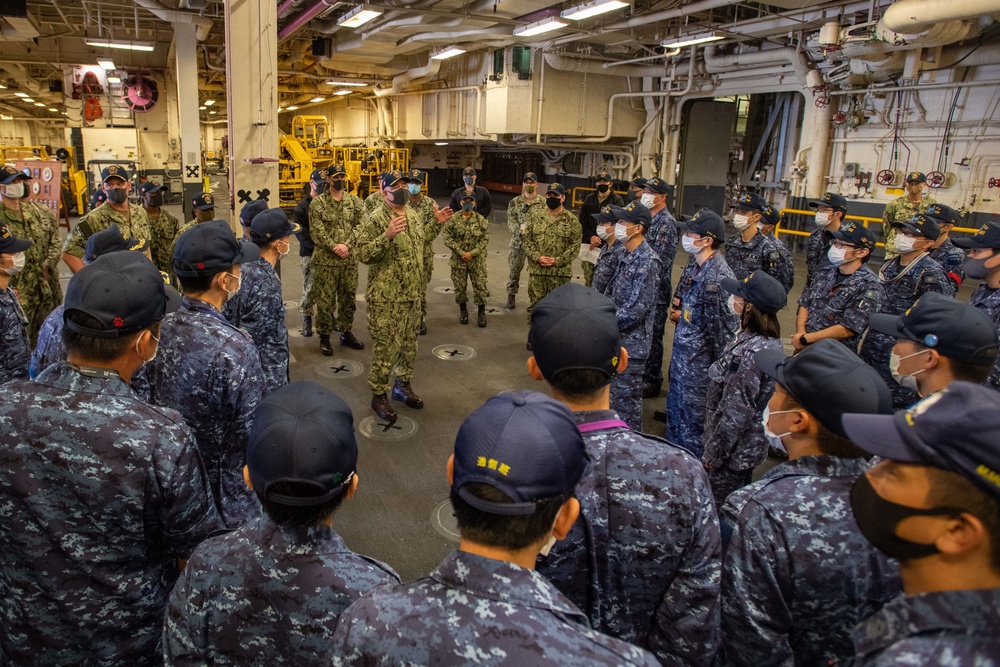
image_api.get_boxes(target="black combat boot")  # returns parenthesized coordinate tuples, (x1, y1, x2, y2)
(477, 304, 486, 328)
(505, 293, 515, 309)
(340, 331, 365, 350)
(319, 334, 333, 356)
(371, 393, 397, 422)
(301, 315, 313, 337)
(459, 303, 469, 325)
(391, 379, 424, 409)
(419, 318, 427, 335)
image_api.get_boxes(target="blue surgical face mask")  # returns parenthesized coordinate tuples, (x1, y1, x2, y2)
(408, 183, 422, 195)
(464, 176, 474, 186)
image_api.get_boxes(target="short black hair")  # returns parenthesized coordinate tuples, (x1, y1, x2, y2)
(710, 238, 723, 250)
(451, 483, 567, 551)
(927, 468, 1000, 574)
(948, 349, 997, 384)
(258, 480, 347, 528)
(177, 266, 232, 294)
(780, 392, 867, 459)
(549, 368, 611, 400)
(62, 311, 155, 362)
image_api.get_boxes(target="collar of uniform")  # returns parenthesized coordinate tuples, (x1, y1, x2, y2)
(572, 409, 620, 426)
(622, 240, 650, 262)
(430, 550, 585, 619)
(854, 588, 1000, 660)
(690, 251, 724, 282)
(759, 454, 871, 485)
(182, 295, 223, 314)
(37, 361, 137, 399)
(733, 232, 766, 249)
(971, 284, 1000, 307)
(831, 263, 874, 284)
(649, 208, 675, 226)
(252, 513, 351, 556)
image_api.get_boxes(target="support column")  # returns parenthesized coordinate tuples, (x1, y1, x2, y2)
(174, 23, 202, 223)
(225, 0, 279, 221)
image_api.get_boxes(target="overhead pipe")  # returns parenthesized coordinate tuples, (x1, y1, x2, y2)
(372, 58, 442, 97)
(277, 0, 303, 19)
(279, 0, 339, 40)
(542, 52, 677, 79)
(133, 0, 212, 40)
(881, 0, 1000, 34)
(398, 25, 511, 44)
(703, 44, 814, 85)
(604, 0, 739, 31)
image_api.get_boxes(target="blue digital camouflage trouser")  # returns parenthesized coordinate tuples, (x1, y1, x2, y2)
(610, 358, 645, 431)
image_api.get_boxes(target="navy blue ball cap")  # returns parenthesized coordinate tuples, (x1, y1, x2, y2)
(329, 164, 347, 176)
(453, 390, 590, 516)
(609, 201, 652, 229)
(892, 213, 940, 241)
(680, 207, 726, 242)
(138, 181, 163, 196)
(905, 171, 927, 184)
(64, 251, 180, 339)
(643, 177, 672, 196)
(0, 164, 28, 185)
(808, 191, 848, 212)
(923, 203, 959, 226)
(595, 169, 612, 182)
(239, 200, 267, 228)
(755, 339, 893, 437)
(247, 381, 358, 507)
(733, 192, 766, 212)
(842, 382, 1000, 502)
(760, 205, 781, 227)
(721, 271, 787, 315)
(546, 183, 566, 196)
(462, 166, 477, 176)
(249, 207, 301, 244)
(408, 168, 425, 184)
(826, 220, 877, 250)
(0, 223, 31, 254)
(90, 189, 108, 207)
(84, 224, 149, 263)
(100, 164, 130, 183)
(591, 204, 615, 224)
(173, 219, 260, 277)
(310, 169, 329, 183)
(522, 172, 538, 183)
(867, 292, 998, 366)
(380, 170, 408, 189)
(192, 192, 215, 211)
(630, 177, 647, 188)
(953, 221, 1000, 249)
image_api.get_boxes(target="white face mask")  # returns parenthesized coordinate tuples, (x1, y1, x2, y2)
(814, 211, 833, 227)
(596, 225, 611, 241)
(827, 245, 850, 266)
(681, 235, 703, 254)
(614, 222, 635, 244)
(4, 182, 25, 199)
(756, 222, 766, 232)
(223, 271, 241, 297)
(762, 405, 799, 453)
(733, 214, 753, 231)
(275, 239, 290, 258)
(889, 349, 928, 392)
(3, 252, 25, 276)
(640, 193, 656, 209)
(893, 234, 923, 254)
(135, 331, 159, 365)
(727, 294, 744, 316)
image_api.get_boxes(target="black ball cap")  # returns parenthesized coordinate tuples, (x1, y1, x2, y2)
(826, 220, 877, 250)
(680, 208, 726, 242)
(755, 339, 893, 437)
(249, 208, 301, 245)
(733, 192, 766, 212)
(892, 213, 940, 241)
(64, 251, 181, 339)
(609, 201, 652, 229)
(953, 221, 1000, 250)
(923, 203, 959, 226)
(0, 223, 32, 254)
(808, 191, 848, 212)
(239, 199, 267, 228)
(173, 219, 260, 277)
(721, 271, 787, 315)
(84, 223, 149, 263)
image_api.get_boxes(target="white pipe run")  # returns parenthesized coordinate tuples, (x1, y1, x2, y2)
(133, 0, 212, 40)
(373, 58, 442, 97)
(881, 0, 1000, 34)
(603, 0, 738, 31)
(703, 45, 814, 84)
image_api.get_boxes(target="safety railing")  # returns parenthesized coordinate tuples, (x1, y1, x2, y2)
(571, 186, 630, 209)
(776, 208, 979, 248)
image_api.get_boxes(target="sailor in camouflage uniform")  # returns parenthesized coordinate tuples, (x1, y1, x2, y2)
(804, 191, 847, 289)
(0, 251, 222, 665)
(881, 171, 935, 258)
(955, 220, 1000, 391)
(859, 214, 952, 408)
(604, 201, 661, 430)
(844, 383, 1000, 666)
(223, 208, 300, 395)
(308, 165, 366, 355)
(408, 169, 445, 334)
(522, 183, 582, 332)
(293, 178, 319, 337)
(331, 391, 661, 667)
(354, 171, 452, 422)
(924, 202, 966, 291)
(0, 166, 61, 344)
(362, 188, 384, 214)
(170, 192, 217, 260)
(0, 223, 32, 384)
(795, 221, 885, 354)
(702, 271, 785, 506)
(757, 204, 795, 291)
(590, 206, 623, 295)
(505, 172, 545, 309)
(639, 178, 679, 397)
(139, 179, 179, 280)
(148, 220, 267, 528)
(62, 164, 151, 273)
(578, 170, 624, 287)
(724, 193, 793, 293)
(667, 208, 739, 457)
(164, 382, 399, 665)
(719, 341, 901, 666)
(444, 193, 490, 327)
(528, 284, 722, 666)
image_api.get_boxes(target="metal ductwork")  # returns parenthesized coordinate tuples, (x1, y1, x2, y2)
(703, 45, 814, 84)
(133, 0, 212, 40)
(373, 58, 442, 97)
(542, 53, 678, 79)
(880, 0, 1000, 33)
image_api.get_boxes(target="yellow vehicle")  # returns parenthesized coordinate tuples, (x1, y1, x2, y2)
(53, 147, 89, 214)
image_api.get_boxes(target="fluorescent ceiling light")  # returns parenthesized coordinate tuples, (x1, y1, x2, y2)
(310, 96, 326, 103)
(209, 110, 217, 115)
(277, 107, 285, 112)
(660, 32, 725, 49)
(338, 6, 382, 28)
(204, 99, 215, 106)
(85, 39, 155, 52)
(0, 85, 7, 89)
(34, 102, 45, 107)
(23, 98, 34, 103)
(14, 92, 27, 98)
(561, 0, 627, 21)
(430, 46, 465, 60)
(286, 105, 299, 111)
(325, 80, 367, 86)
(333, 90, 352, 96)
(107, 76, 121, 84)
(435, 142, 448, 145)
(0, 114, 11, 120)
(199, 105, 207, 110)
(514, 16, 568, 37)
(48, 107, 58, 112)
(97, 58, 115, 69)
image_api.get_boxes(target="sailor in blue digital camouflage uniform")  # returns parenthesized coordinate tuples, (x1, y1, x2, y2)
(0, 223, 32, 384)
(667, 208, 739, 456)
(923, 202, 966, 292)
(164, 381, 399, 665)
(804, 191, 847, 289)
(640, 177, 679, 398)
(795, 220, 884, 354)
(955, 220, 1000, 391)
(330, 391, 661, 666)
(0, 251, 222, 666)
(702, 271, 785, 506)
(844, 383, 1000, 666)
(528, 283, 722, 666)
(860, 213, 952, 408)
(223, 208, 300, 395)
(724, 194, 787, 289)
(757, 204, 795, 292)
(591, 205, 623, 295)
(603, 201, 661, 430)
(30, 224, 150, 378)
(149, 219, 267, 528)
(717, 340, 902, 667)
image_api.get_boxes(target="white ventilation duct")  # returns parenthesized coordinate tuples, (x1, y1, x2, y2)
(133, 0, 212, 41)
(703, 45, 814, 84)
(881, 0, 1000, 33)
(373, 58, 442, 97)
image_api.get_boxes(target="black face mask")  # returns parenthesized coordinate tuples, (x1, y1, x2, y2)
(626, 190, 638, 203)
(464, 177, 475, 187)
(461, 202, 474, 212)
(388, 188, 409, 206)
(849, 473, 963, 561)
(964, 254, 996, 280)
(331, 180, 345, 192)
(147, 193, 163, 208)
(597, 183, 610, 194)
(314, 182, 328, 195)
(106, 187, 128, 205)
(545, 197, 561, 210)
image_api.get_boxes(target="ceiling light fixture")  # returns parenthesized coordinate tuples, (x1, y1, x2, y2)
(310, 96, 326, 103)
(286, 105, 299, 111)
(434, 142, 448, 146)
(561, 0, 627, 21)
(325, 80, 367, 86)
(513, 16, 568, 37)
(34, 102, 45, 107)
(97, 58, 115, 69)
(199, 105, 207, 110)
(334, 90, 352, 96)
(660, 31, 725, 49)
(204, 99, 215, 106)
(48, 107, 58, 112)
(430, 46, 466, 60)
(85, 39, 155, 52)
(0, 114, 11, 120)
(14, 92, 27, 98)
(107, 76, 121, 84)
(337, 5, 382, 28)
(209, 110, 217, 115)
(23, 98, 34, 103)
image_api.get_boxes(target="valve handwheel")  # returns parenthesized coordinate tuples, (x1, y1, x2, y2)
(815, 96, 829, 108)
(876, 170, 895, 186)
(832, 111, 847, 125)
(926, 171, 945, 188)
(989, 177, 998, 189)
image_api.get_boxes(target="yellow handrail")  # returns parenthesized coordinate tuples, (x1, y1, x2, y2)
(776, 208, 979, 247)
(570, 186, 629, 209)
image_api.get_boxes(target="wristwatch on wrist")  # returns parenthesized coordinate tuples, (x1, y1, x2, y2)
(799, 334, 809, 347)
